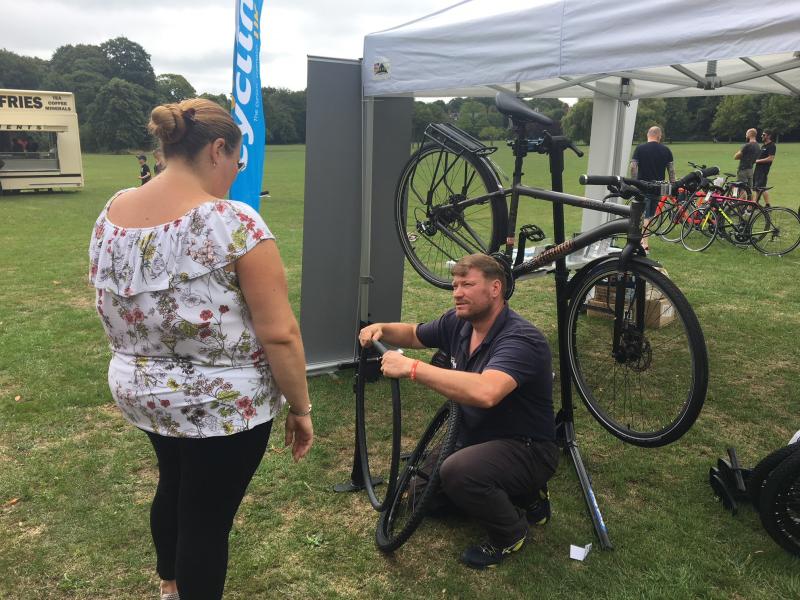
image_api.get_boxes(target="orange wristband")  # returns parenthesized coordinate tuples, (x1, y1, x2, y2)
(410, 360, 420, 381)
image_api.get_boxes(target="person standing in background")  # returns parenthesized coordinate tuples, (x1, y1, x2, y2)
(153, 148, 166, 176)
(137, 154, 152, 185)
(753, 129, 777, 207)
(630, 126, 676, 253)
(733, 128, 760, 193)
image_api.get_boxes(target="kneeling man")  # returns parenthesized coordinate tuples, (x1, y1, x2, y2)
(359, 254, 558, 569)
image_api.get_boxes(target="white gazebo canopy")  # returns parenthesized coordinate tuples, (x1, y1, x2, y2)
(363, 0, 800, 100)
(362, 0, 800, 232)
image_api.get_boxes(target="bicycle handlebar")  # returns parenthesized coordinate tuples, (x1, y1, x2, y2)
(580, 166, 720, 196)
(372, 340, 389, 355)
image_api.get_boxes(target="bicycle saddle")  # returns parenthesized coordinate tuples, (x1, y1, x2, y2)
(495, 92, 554, 127)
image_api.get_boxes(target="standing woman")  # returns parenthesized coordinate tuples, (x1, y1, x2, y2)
(89, 98, 313, 600)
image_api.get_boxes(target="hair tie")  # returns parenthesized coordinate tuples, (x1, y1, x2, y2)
(183, 108, 196, 125)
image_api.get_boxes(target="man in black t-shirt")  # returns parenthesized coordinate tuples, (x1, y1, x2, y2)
(359, 254, 558, 569)
(137, 154, 152, 185)
(734, 128, 760, 191)
(753, 130, 777, 207)
(630, 126, 675, 252)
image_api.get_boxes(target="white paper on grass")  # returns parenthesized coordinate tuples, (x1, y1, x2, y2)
(790, 430, 800, 445)
(570, 543, 592, 561)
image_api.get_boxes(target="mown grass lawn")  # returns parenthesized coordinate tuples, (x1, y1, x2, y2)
(0, 142, 798, 599)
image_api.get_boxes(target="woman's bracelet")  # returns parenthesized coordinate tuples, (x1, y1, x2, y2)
(289, 403, 312, 417)
(410, 360, 420, 381)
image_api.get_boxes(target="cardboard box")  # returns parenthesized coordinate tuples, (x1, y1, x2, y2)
(586, 297, 675, 329)
(589, 272, 666, 304)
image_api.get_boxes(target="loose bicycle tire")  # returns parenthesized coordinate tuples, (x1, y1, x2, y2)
(565, 260, 708, 447)
(749, 207, 800, 256)
(355, 345, 402, 512)
(748, 442, 800, 506)
(758, 446, 800, 556)
(375, 400, 460, 552)
(395, 144, 507, 289)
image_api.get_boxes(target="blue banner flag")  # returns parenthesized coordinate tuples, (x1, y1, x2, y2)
(230, 0, 265, 211)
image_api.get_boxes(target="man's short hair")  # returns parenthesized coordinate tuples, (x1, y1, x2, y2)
(746, 128, 757, 139)
(763, 129, 775, 141)
(451, 253, 506, 297)
(647, 126, 663, 140)
(136, 154, 147, 161)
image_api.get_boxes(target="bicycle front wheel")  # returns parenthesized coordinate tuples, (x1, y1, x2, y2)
(375, 400, 460, 552)
(749, 207, 800, 256)
(395, 144, 507, 288)
(681, 207, 717, 252)
(566, 261, 708, 447)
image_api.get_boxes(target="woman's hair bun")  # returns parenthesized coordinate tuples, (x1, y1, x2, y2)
(148, 104, 189, 145)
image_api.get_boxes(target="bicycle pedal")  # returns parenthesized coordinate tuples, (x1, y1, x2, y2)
(520, 224, 546, 242)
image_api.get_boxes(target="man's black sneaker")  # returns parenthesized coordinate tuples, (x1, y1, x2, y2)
(526, 485, 551, 526)
(460, 534, 527, 569)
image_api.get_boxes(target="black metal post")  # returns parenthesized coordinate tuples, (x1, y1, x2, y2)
(545, 134, 613, 550)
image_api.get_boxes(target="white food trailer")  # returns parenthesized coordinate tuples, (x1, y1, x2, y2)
(0, 89, 84, 193)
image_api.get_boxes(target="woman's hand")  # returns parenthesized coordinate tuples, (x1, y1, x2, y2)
(285, 413, 314, 462)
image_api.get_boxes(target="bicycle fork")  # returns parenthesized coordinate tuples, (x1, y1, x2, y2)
(612, 199, 645, 360)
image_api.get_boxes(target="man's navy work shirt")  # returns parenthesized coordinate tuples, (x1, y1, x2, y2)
(415, 305, 555, 447)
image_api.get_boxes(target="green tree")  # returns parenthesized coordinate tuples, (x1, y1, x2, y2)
(156, 74, 197, 104)
(526, 98, 569, 124)
(456, 100, 489, 137)
(562, 98, 593, 144)
(633, 98, 667, 141)
(710, 95, 762, 141)
(479, 126, 505, 144)
(101, 37, 157, 91)
(760, 95, 800, 139)
(0, 49, 47, 89)
(663, 98, 691, 141)
(86, 78, 153, 152)
(687, 96, 721, 140)
(49, 44, 111, 78)
(411, 101, 450, 142)
(262, 87, 306, 144)
(41, 44, 112, 121)
(199, 93, 231, 111)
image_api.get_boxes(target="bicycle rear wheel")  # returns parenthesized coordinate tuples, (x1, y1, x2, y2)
(375, 400, 460, 552)
(658, 196, 695, 243)
(566, 260, 707, 447)
(681, 207, 717, 252)
(395, 144, 507, 288)
(749, 207, 800, 256)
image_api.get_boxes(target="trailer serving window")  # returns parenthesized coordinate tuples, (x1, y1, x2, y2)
(0, 90, 83, 192)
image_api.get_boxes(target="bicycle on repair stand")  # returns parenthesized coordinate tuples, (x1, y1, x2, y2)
(384, 92, 712, 550)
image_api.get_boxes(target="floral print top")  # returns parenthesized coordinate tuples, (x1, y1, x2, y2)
(89, 190, 285, 437)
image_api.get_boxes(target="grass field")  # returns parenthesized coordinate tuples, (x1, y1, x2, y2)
(1, 142, 799, 599)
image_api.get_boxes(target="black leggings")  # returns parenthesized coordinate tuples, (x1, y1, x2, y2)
(145, 421, 272, 600)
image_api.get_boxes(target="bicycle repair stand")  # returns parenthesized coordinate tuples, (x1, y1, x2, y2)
(519, 129, 613, 550)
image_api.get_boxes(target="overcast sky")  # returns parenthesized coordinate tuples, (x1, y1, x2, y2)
(4, 0, 460, 95)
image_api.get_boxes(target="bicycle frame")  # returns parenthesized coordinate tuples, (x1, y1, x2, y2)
(432, 174, 643, 277)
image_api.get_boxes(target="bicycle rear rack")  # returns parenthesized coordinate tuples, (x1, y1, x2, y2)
(422, 123, 498, 157)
